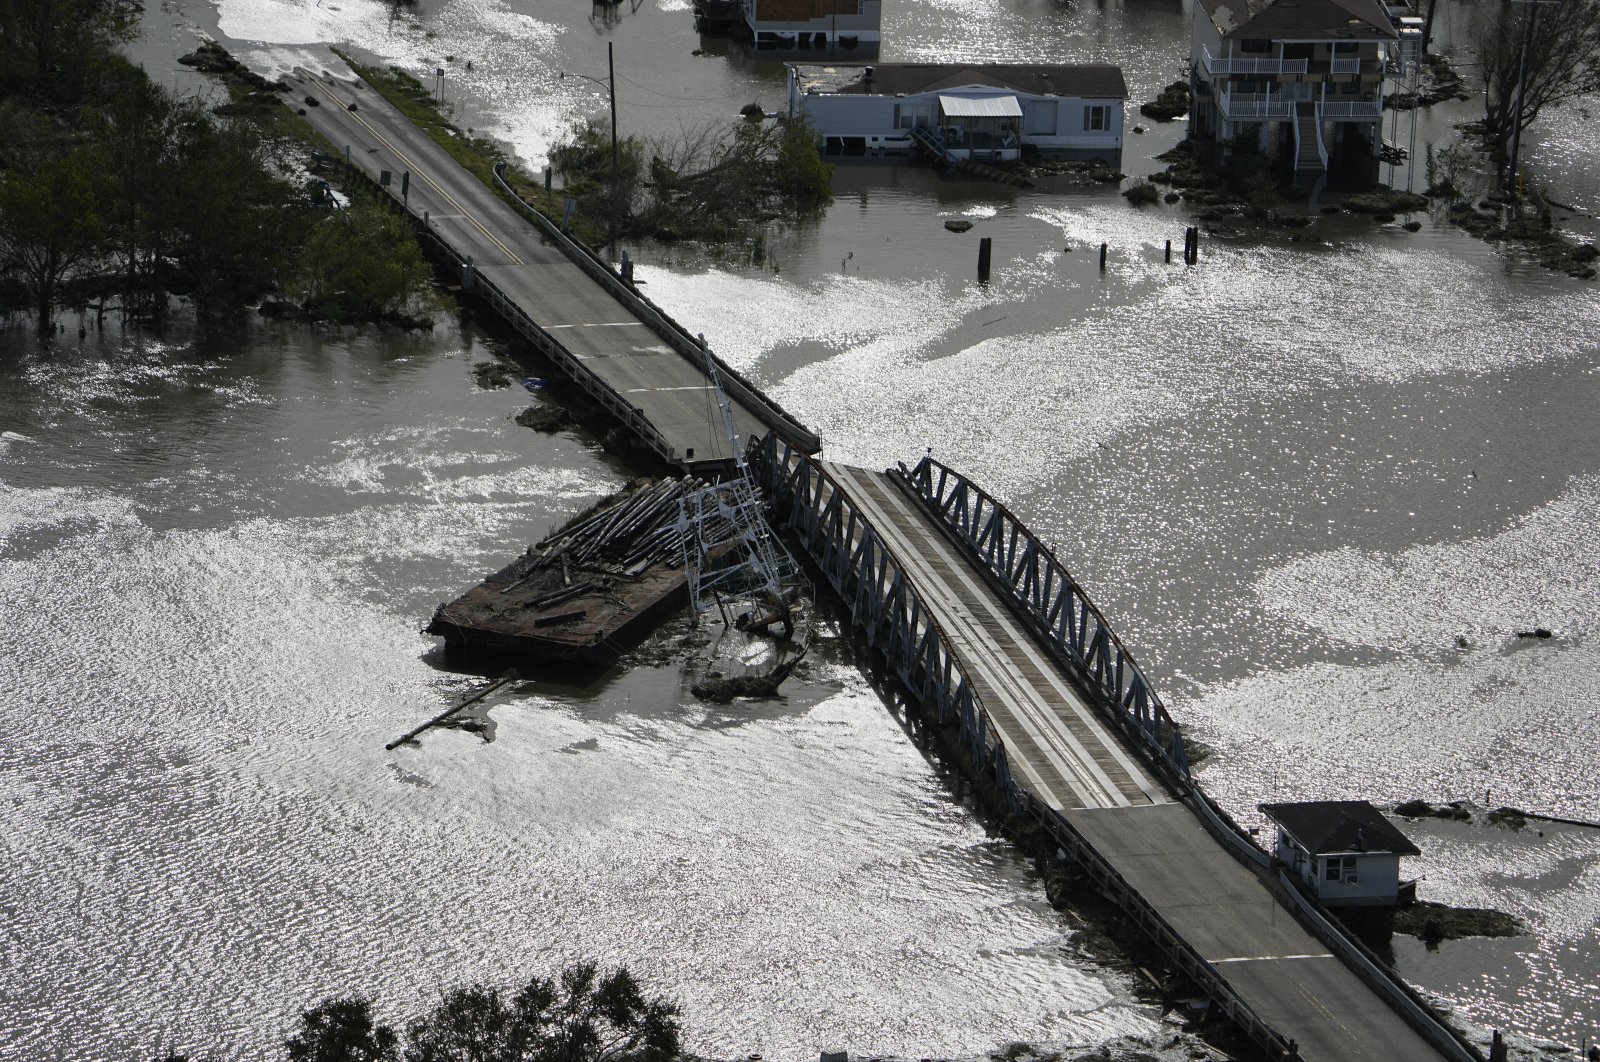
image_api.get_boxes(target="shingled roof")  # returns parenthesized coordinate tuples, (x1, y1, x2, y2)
(1200, 0, 1398, 40)
(791, 63, 1129, 100)
(1260, 800, 1421, 856)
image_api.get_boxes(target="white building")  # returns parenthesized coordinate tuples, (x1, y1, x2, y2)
(1261, 801, 1421, 907)
(1189, 0, 1398, 175)
(786, 63, 1128, 163)
(744, 0, 881, 49)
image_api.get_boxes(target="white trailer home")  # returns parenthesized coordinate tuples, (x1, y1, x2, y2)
(787, 63, 1128, 163)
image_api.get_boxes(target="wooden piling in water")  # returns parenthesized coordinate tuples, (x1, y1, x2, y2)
(977, 237, 992, 281)
(1165, 239, 1172, 263)
(1099, 242, 1107, 271)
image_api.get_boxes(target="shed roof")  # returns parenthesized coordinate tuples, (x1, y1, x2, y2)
(1260, 801, 1421, 856)
(788, 63, 1129, 100)
(1199, 0, 1398, 40)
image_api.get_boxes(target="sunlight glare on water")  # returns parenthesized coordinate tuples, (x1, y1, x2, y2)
(0, 330, 1155, 1061)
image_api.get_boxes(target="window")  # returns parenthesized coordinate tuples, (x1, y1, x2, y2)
(1323, 856, 1359, 884)
(1083, 105, 1110, 132)
(1341, 81, 1362, 95)
(1240, 38, 1271, 53)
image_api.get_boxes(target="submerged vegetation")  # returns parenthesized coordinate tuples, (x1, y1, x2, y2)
(0, 7, 435, 337)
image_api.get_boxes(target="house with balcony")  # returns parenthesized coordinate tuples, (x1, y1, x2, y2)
(787, 63, 1127, 163)
(741, 0, 881, 49)
(1189, 0, 1398, 178)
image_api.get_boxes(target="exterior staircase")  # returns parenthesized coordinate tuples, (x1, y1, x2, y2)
(1293, 101, 1326, 172)
(910, 124, 954, 167)
(909, 124, 1035, 187)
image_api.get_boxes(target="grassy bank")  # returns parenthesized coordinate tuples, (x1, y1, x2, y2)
(331, 49, 610, 247)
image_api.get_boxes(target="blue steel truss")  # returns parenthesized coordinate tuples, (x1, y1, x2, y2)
(750, 435, 1019, 804)
(902, 455, 1190, 784)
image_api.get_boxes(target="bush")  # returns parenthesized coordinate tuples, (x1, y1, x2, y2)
(299, 198, 433, 321)
(1122, 180, 1160, 206)
(1222, 134, 1280, 211)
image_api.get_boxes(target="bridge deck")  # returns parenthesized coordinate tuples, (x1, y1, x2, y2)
(290, 66, 770, 471)
(819, 462, 1450, 1062)
(823, 463, 1168, 811)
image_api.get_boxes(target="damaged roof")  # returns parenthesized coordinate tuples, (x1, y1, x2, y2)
(788, 63, 1129, 100)
(1200, 0, 1398, 40)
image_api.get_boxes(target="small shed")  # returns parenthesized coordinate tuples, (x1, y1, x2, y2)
(1260, 800, 1420, 907)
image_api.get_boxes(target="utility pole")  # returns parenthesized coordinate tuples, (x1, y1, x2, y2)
(608, 41, 619, 260)
(560, 50, 621, 260)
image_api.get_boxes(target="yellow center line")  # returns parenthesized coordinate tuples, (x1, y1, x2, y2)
(303, 71, 524, 266)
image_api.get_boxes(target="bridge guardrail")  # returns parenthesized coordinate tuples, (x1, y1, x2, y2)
(491, 163, 822, 456)
(1275, 871, 1486, 1062)
(896, 455, 1274, 870)
(751, 433, 1016, 794)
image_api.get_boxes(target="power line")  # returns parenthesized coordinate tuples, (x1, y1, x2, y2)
(613, 71, 750, 102)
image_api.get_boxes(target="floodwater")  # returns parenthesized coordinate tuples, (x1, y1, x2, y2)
(4, 0, 1599, 1057)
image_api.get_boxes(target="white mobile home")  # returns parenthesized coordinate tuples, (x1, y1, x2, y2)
(787, 63, 1128, 163)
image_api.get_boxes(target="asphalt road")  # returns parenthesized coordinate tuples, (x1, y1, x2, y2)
(1068, 804, 1448, 1061)
(289, 61, 1454, 1062)
(289, 65, 774, 470)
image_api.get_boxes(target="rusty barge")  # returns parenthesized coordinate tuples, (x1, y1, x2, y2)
(426, 478, 706, 666)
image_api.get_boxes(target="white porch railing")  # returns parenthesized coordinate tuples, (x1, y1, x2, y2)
(1221, 93, 1295, 118)
(1330, 56, 1362, 74)
(1201, 45, 1308, 76)
(1320, 100, 1382, 118)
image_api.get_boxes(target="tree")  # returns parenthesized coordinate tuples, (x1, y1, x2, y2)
(165, 113, 299, 331)
(769, 116, 832, 211)
(550, 118, 645, 236)
(300, 198, 432, 321)
(285, 997, 400, 1062)
(1475, 0, 1600, 176)
(401, 963, 681, 1062)
(95, 71, 196, 324)
(0, 0, 140, 101)
(0, 140, 107, 332)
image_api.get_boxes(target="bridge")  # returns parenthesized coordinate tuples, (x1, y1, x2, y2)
(287, 66, 818, 475)
(752, 437, 1485, 1062)
(281, 58, 1485, 1062)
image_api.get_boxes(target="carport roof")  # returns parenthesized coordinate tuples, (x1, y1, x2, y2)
(938, 94, 1025, 118)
